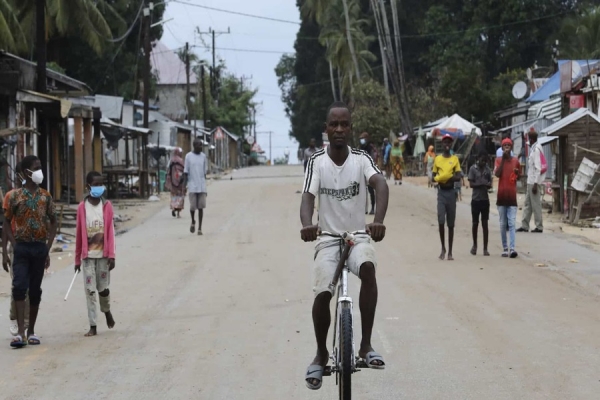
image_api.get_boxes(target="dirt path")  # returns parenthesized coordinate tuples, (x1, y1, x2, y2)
(0, 166, 599, 399)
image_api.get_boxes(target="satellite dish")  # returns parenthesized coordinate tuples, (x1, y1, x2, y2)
(512, 81, 528, 99)
(526, 68, 533, 80)
(246, 136, 255, 145)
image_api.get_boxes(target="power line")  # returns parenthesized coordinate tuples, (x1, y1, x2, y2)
(195, 45, 292, 55)
(171, 0, 300, 25)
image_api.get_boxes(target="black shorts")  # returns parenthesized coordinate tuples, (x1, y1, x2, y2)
(471, 200, 490, 222)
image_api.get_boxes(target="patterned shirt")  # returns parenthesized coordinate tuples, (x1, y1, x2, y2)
(4, 187, 56, 243)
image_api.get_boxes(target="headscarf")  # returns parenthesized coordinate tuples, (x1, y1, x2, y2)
(166, 148, 184, 190)
(424, 145, 436, 163)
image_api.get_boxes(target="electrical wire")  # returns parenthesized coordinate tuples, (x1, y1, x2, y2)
(171, 0, 300, 25)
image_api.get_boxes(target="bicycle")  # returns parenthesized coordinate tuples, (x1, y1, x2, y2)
(319, 230, 371, 400)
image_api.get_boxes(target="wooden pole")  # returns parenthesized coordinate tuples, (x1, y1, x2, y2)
(84, 118, 93, 177)
(73, 117, 84, 202)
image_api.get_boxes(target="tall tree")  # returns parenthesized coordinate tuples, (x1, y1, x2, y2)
(559, 6, 600, 59)
(0, 0, 26, 52)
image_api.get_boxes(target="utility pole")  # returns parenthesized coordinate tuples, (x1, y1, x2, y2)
(185, 42, 191, 126)
(200, 63, 208, 135)
(196, 27, 230, 100)
(36, 0, 46, 93)
(143, 3, 152, 129)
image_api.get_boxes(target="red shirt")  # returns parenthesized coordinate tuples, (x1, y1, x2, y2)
(494, 157, 520, 207)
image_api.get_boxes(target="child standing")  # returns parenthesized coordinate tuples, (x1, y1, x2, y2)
(75, 171, 116, 337)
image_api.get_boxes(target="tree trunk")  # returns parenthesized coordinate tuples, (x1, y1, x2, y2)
(329, 59, 338, 102)
(390, 0, 413, 134)
(341, 0, 361, 82)
(371, 0, 390, 106)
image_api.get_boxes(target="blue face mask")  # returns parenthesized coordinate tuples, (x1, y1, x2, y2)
(89, 185, 106, 198)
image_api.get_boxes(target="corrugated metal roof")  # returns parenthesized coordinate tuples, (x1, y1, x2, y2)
(527, 60, 600, 102)
(527, 97, 562, 121)
(542, 108, 600, 135)
(95, 95, 124, 120)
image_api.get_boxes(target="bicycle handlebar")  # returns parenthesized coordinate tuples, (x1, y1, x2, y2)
(319, 230, 369, 243)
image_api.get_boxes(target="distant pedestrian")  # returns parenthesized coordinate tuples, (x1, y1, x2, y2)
(2, 162, 29, 337)
(359, 132, 379, 214)
(165, 147, 185, 218)
(468, 152, 492, 256)
(304, 138, 318, 172)
(518, 130, 545, 233)
(382, 138, 392, 180)
(75, 171, 116, 337)
(4, 155, 57, 348)
(454, 171, 465, 201)
(183, 138, 208, 235)
(390, 139, 403, 185)
(494, 138, 521, 258)
(433, 134, 462, 261)
(424, 145, 436, 188)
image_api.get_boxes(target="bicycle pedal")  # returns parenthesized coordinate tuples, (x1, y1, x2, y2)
(323, 366, 332, 376)
(355, 359, 368, 369)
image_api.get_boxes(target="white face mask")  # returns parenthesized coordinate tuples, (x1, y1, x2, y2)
(28, 169, 44, 184)
(359, 138, 366, 145)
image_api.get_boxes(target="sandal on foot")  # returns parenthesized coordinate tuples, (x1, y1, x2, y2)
(510, 249, 518, 258)
(363, 351, 386, 370)
(501, 249, 509, 258)
(10, 335, 27, 348)
(470, 246, 477, 256)
(27, 334, 41, 345)
(190, 224, 196, 234)
(305, 365, 325, 390)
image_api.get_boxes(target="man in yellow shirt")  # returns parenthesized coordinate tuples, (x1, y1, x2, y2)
(432, 134, 462, 261)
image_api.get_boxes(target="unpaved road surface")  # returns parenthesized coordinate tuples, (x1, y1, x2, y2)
(1, 166, 600, 400)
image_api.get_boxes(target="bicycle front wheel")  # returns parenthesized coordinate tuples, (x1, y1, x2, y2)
(338, 303, 352, 400)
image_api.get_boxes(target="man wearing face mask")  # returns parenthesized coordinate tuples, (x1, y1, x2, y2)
(4, 155, 57, 348)
(75, 171, 116, 337)
(2, 162, 30, 337)
(359, 132, 378, 215)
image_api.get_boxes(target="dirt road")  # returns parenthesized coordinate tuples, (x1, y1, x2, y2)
(1, 166, 599, 399)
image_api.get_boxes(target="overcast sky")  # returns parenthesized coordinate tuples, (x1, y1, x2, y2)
(160, 0, 302, 164)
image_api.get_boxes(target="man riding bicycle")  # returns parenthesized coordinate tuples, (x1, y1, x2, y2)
(300, 101, 389, 390)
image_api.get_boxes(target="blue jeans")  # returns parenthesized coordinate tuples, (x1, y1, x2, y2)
(497, 206, 517, 251)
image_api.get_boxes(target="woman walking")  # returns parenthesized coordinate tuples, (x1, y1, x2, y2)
(424, 145, 436, 188)
(165, 148, 185, 218)
(390, 140, 404, 185)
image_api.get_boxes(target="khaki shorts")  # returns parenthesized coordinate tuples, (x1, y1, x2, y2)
(313, 238, 377, 297)
(189, 193, 207, 211)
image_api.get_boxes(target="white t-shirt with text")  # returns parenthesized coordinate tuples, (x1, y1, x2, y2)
(303, 147, 380, 239)
(85, 200, 104, 259)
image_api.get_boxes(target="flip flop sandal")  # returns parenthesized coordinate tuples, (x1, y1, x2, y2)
(27, 335, 41, 345)
(305, 365, 325, 390)
(190, 224, 196, 234)
(363, 351, 386, 370)
(10, 335, 27, 349)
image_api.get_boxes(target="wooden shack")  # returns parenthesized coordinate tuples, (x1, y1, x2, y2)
(543, 108, 600, 218)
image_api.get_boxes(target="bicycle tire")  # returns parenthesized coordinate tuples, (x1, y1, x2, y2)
(338, 303, 352, 400)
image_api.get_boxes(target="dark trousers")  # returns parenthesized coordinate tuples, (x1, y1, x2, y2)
(12, 242, 48, 306)
(368, 186, 375, 208)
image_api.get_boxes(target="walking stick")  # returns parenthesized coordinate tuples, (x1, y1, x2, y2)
(64, 270, 79, 301)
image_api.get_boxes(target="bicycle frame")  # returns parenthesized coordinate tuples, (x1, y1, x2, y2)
(322, 231, 366, 376)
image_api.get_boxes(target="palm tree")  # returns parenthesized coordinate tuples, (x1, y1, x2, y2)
(559, 7, 600, 59)
(0, 0, 27, 52)
(319, 1, 376, 100)
(16, 0, 125, 55)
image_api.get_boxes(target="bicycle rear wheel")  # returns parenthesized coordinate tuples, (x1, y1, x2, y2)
(338, 303, 352, 400)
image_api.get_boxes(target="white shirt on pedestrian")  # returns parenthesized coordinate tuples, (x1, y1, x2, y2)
(303, 147, 380, 240)
(85, 200, 104, 259)
(184, 152, 208, 193)
(527, 142, 545, 185)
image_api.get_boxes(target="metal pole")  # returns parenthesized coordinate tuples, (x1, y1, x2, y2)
(212, 30, 216, 97)
(269, 131, 272, 166)
(143, 5, 150, 129)
(201, 64, 208, 154)
(185, 42, 191, 125)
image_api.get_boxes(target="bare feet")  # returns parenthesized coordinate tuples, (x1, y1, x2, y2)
(470, 246, 477, 256)
(306, 350, 329, 387)
(483, 249, 490, 256)
(439, 250, 446, 260)
(106, 312, 115, 329)
(447, 254, 454, 261)
(85, 326, 97, 337)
